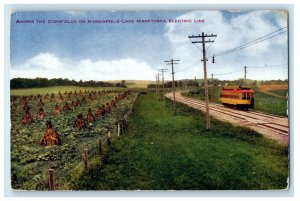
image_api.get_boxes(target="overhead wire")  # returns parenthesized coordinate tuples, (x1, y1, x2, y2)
(213, 69, 243, 76)
(172, 26, 288, 79)
(208, 26, 287, 59)
(247, 64, 288, 68)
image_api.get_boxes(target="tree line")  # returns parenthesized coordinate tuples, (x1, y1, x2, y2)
(147, 79, 288, 88)
(10, 78, 115, 89)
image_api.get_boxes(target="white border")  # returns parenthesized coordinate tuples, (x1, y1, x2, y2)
(1, 1, 298, 200)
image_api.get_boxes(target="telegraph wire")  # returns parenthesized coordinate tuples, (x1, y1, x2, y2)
(214, 31, 287, 57)
(213, 69, 243, 76)
(207, 26, 287, 59)
(247, 64, 288, 68)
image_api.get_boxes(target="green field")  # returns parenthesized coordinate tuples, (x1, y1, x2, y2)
(107, 80, 155, 89)
(10, 86, 125, 96)
(254, 91, 288, 116)
(72, 93, 288, 190)
(187, 87, 288, 116)
(10, 87, 137, 190)
(266, 89, 289, 97)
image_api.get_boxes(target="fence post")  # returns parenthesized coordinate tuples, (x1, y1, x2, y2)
(98, 138, 102, 154)
(48, 169, 55, 191)
(125, 114, 128, 128)
(123, 115, 127, 131)
(102, 152, 109, 164)
(117, 123, 120, 137)
(123, 119, 126, 132)
(83, 149, 88, 170)
(107, 132, 111, 145)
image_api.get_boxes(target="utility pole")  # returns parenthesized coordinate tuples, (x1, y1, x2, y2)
(157, 72, 160, 97)
(188, 32, 217, 130)
(195, 76, 197, 88)
(159, 68, 168, 105)
(155, 74, 158, 94)
(244, 66, 247, 85)
(211, 73, 214, 100)
(165, 59, 180, 115)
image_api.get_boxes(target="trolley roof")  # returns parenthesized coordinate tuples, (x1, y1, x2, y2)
(221, 86, 254, 93)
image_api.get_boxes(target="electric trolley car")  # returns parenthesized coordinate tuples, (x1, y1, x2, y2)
(220, 86, 254, 110)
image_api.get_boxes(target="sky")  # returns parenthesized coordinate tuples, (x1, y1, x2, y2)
(10, 10, 288, 81)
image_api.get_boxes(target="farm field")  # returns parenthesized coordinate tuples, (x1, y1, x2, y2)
(10, 86, 138, 190)
(254, 90, 288, 116)
(10, 86, 126, 96)
(71, 93, 288, 190)
(187, 87, 288, 116)
(107, 80, 155, 88)
(259, 89, 288, 97)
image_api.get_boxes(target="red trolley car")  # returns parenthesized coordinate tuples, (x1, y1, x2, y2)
(220, 86, 254, 109)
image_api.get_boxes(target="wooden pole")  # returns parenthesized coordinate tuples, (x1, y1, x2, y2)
(107, 131, 111, 145)
(98, 139, 102, 163)
(98, 139, 102, 155)
(201, 32, 210, 130)
(165, 59, 179, 115)
(188, 32, 216, 131)
(124, 114, 128, 129)
(48, 169, 55, 191)
(157, 73, 160, 97)
(171, 60, 176, 114)
(162, 70, 165, 105)
(211, 73, 214, 100)
(155, 74, 158, 94)
(117, 123, 120, 136)
(83, 149, 88, 170)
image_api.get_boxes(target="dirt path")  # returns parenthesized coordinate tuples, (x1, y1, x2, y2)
(165, 92, 288, 144)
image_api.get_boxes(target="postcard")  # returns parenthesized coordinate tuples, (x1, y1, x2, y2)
(9, 10, 289, 191)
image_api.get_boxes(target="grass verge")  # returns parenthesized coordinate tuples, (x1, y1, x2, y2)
(72, 93, 288, 190)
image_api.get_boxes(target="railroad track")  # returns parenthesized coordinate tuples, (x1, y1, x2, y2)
(165, 92, 289, 144)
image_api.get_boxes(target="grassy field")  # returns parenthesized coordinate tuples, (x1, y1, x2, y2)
(187, 87, 288, 116)
(11, 86, 126, 96)
(254, 90, 288, 116)
(72, 93, 288, 190)
(107, 80, 155, 88)
(10, 87, 137, 190)
(264, 89, 289, 97)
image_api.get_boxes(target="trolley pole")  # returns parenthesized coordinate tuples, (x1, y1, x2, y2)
(188, 32, 217, 130)
(165, 59, 180, 115)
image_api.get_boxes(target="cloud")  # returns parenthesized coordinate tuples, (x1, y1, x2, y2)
(11, 53, 155, 81)
(10, 11, 288, 82)
(164, 10, 288, 80)
(64, 11, 87, 16)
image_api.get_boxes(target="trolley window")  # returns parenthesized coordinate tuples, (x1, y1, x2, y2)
(242, 93, 246, 100)
(247, 93, 251, 100)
